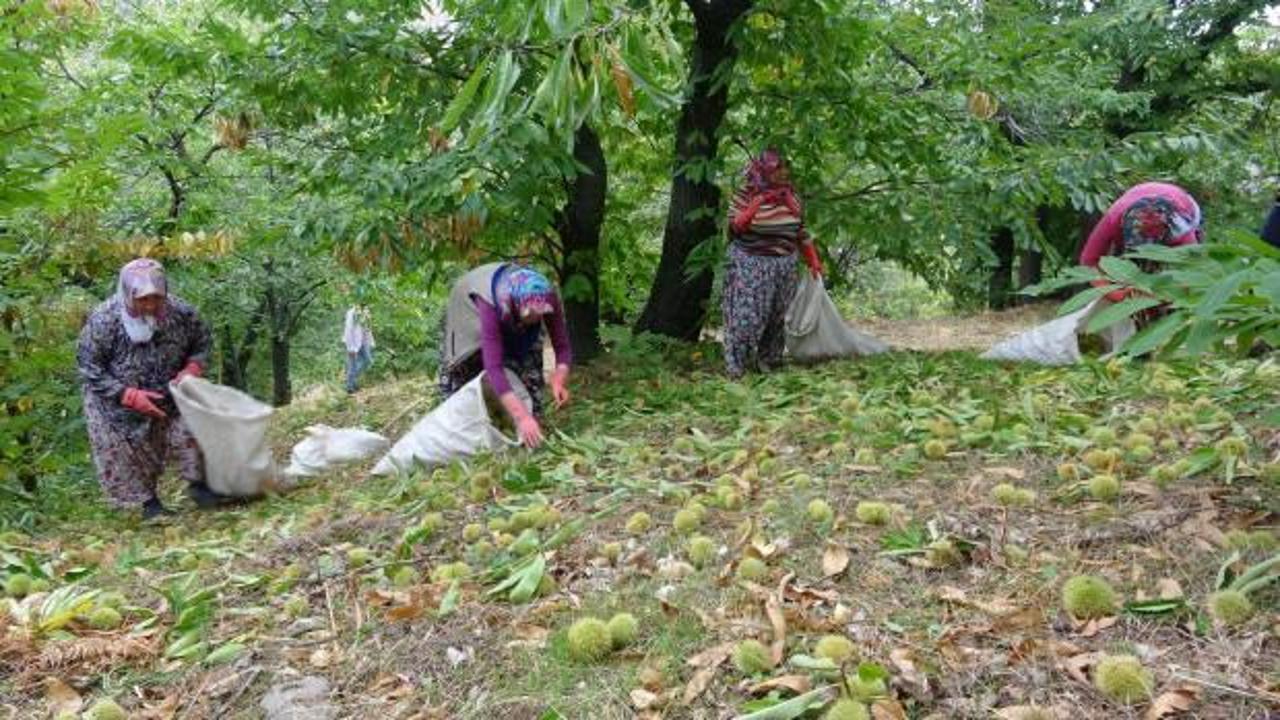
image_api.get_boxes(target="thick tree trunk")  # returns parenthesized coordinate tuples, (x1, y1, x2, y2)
(556, 123, 607, 363)
(633, 0, 752, 340)
(262, 264, 292, 406)
(988, 226, 1015, 309)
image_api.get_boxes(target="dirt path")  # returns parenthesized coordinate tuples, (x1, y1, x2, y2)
(857, 302, 1059, 351)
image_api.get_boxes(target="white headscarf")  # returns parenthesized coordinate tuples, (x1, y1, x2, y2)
(117, 258, 167, 344)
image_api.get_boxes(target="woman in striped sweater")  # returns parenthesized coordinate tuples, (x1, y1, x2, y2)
(722, 149, 823, 378)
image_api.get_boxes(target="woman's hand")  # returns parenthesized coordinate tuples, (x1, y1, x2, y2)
(800, 242, 824, 279)
(122, 388, 168, 419)
(516, 414, 544, 448)
(172, 360, 203, 385)
(501, 391, 544, 448)
(550, 365, 570, 409)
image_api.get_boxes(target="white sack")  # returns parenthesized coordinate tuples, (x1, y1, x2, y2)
(170, 377, 276, 496)
(372, 369, 530, 476)
(980, 299, 1137, 366)
(785, 274, 890, 361)
(284, 425, 390, 478)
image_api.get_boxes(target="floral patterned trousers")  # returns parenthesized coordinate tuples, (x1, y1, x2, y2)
(85, 404, 206, 508)
(722, 243, 798, 378)
(437, 342, 546, 419)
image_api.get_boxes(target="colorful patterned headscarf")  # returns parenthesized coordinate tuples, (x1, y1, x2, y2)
(1121, 197, 1202, 253)
(117, 258, 167, 343)
(497, 266, 555, 321)
(743, 148, 787, 196)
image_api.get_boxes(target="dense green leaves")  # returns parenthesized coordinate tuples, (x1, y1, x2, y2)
(1042, 228, 1280, 357)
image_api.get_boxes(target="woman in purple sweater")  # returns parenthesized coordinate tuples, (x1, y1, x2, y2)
(438, 263, 572, 448)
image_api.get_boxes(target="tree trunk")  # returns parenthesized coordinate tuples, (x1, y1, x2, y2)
(219, 295, 268, 390)
(556, 123, 607, 363)
(271, 327, 291, 406)
(633, 0, 752, 340)
(262, 263, 292, 406)
(1016, 247, 1042, 300)
(220, 324, 242, 388)
(159, 167, 184, 236)
(989, 226, 1015, 309)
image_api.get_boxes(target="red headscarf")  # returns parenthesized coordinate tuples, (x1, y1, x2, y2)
(742, 148, 801, 214)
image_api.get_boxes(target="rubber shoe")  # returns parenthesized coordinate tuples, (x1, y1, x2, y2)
(188, 482, 238, 509)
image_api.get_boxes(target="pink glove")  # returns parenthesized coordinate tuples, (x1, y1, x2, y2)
(1091, 278, 1135, 303)
(800, 242, 823, 279)
(122, 388, 167, 419)
(550, 365, 570, 409)
(173, 360, 203, 385)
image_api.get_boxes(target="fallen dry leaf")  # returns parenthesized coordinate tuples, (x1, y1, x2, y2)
(766, 595, 787, 666)
(137, 695, 180, 720)
(1156, 579, 1184, 600)
(889, 647, 930, 699)
(766, 573, 794, 665)
(1145, 685, 1201, 719)
(682, 642, 734, 705)
(987, 466, 1026, 480)
(1062, 651, 1106, 684)
(365, 588, 412, 607)
(844, 464, 881, 474)
(630, 688, 660, 711)
(747, 674, 811, 696)
(995, 706, 1063, 720)
(992, 606, 1042, 632)
(309, 647, 338, 669)
(511, 624, 550, 643)
(935, 585, 1019, 616)
(386, 601, 425, 622)
(367, 673, 415, 702)
(871, 698, 910, 720)
(44, 677, 82, 716)
(686, 642, 736, 669)
(784, 583, 840, 606)
(822, 543, 850, 577)
(1075, 615, 1118, 638)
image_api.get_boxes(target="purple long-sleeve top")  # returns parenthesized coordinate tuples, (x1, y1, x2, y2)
(475, 294, 572, 396)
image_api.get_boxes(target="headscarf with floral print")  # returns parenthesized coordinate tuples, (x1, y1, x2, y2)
(117, 258, 167, 343)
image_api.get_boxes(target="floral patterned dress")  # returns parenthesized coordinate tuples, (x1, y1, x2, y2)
(77, 296, 211, 507)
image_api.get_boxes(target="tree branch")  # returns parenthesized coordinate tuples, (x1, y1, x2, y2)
(885, 42, 934, 90)
(54, 52, 86, 90)
(200, 143, 226, 165)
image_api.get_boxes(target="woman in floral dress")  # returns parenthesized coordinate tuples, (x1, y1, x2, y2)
(722, 149, 823, 378)
(77, 258, 224, 519)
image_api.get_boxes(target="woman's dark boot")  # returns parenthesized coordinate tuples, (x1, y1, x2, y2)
(142, 497, 175, 522)
(188, 482, 237, 509)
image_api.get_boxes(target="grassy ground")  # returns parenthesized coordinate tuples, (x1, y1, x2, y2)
(1, 317, 1278, 720)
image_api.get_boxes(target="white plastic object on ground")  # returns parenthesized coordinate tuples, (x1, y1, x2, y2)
(284, 425, 389, 478)
(785, 273, 890, 362)
(170, 377, 276, 496)
(371, 368, 531, 476)
(981, 298, 1136, 365)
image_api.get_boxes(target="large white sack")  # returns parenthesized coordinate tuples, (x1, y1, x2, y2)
(981, 299, 1137, 365)
(785, 274, 890, 361)
(284, 425, 389, 478)
(372, 368, 531, 476)
(170, 377, 276, 496)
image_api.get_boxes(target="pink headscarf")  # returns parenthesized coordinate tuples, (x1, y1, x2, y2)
(117, 258, 167, 343)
